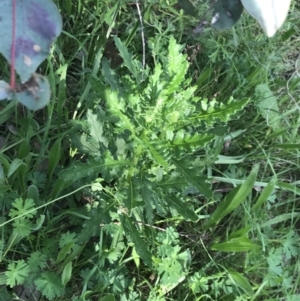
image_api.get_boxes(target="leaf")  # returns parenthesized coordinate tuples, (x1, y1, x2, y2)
(59, 232, 77, 248)
(276, 181, 300, 196)
(141, 134, 169, 167)
(56, 242, 74, 263)
(261, 212, 300, 228)
(0, 0, 62, 82)
(9, 198, 36, 219)
(241, 0, 292, 37)
(172, 159, 212, 198)
(210, 237, 260, 252)
(7, 158, 26, 178)
(12, 218, 32, 237)
(27, 184, 39, 203)
(228, 269, 254, 296)
(15, 74, 51, 111)
(211, 0, 244, 31)
(101, 57, 123, 93)
(120, 215, 152, 267)
(251, 178, 275, 212)
(113, 36, 137, 80)
(166, 36, 189, 94)
(191, 97, 250, 127)
(228, 226, 252, 240)
(77, 207, 110, 244)
(61, 262, 72, 286)
(5, 260, 30, 287)
(205, 164, 259, 228)
(101, 295, 115, 301)
(87, 110, 108, 147)
(31, 214, 45, 231)
(28, 251, 47, 273)
(0, 81, 12, 100)
(274, 144, 300, 149)
(34, 272, 64, 300)
(255, 84, 280, 131)
(59, 158, 131, 182)
(0, 287, 11, 301)
(48, 138, 62, 178)
(163, 194, 198, 222)
(124, 179, 139, 212)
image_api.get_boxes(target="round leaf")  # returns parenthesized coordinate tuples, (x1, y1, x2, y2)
(0, 81, 13, 100)
(15, 74, 51, 111)
(0, 0, 62, 82)
(211, 0, 244, 31)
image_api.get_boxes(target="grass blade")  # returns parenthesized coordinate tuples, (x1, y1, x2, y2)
(205, 164, 259, 229)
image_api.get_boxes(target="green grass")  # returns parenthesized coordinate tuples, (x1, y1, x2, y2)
(0, 0, 299, 300)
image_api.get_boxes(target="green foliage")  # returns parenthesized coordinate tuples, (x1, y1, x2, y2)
(5, 260, 30, 287)
(34, 272, 65, 300)
(0, 0, 299, 300)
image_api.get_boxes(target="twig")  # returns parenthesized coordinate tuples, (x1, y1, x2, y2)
(135, 0, 146, 77)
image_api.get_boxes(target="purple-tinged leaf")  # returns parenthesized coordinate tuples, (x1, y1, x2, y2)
(0, 81, 13, 100)
(0, 0, 62, 83)
(15, 74, 51, 111)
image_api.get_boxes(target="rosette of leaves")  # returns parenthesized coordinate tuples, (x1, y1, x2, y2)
(60, 34, 249, 266)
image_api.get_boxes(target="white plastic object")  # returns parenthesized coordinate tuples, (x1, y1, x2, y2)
(241, 0, 292, 37)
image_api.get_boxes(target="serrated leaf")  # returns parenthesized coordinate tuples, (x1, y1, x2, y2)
(5, 260, 30, 287)
(28, 251, 47, 273)
(9, 198, 36, 218)
(124, 179, 138, 212)
(77, 207, 110, 244)
(163, 194, 198, 222)
(101, 57, 123, 93)
(172, 133, 214, 151)
(59, 158, 131, 182)
(113, 36, 137, 79)
(166, 36, 189, 94)
(0, 0, 62, 82)
(191, 97, 250, 127)
(141, 134, 169, 167)
(87, 110, 108, 147)
(34, 272, 64, 300)
(172, 159, 212, 198)
(120, 215, 152, 267)
(205, 164, 259, 228)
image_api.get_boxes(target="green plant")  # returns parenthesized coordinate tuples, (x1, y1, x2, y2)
(0, 1, 299, 300)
